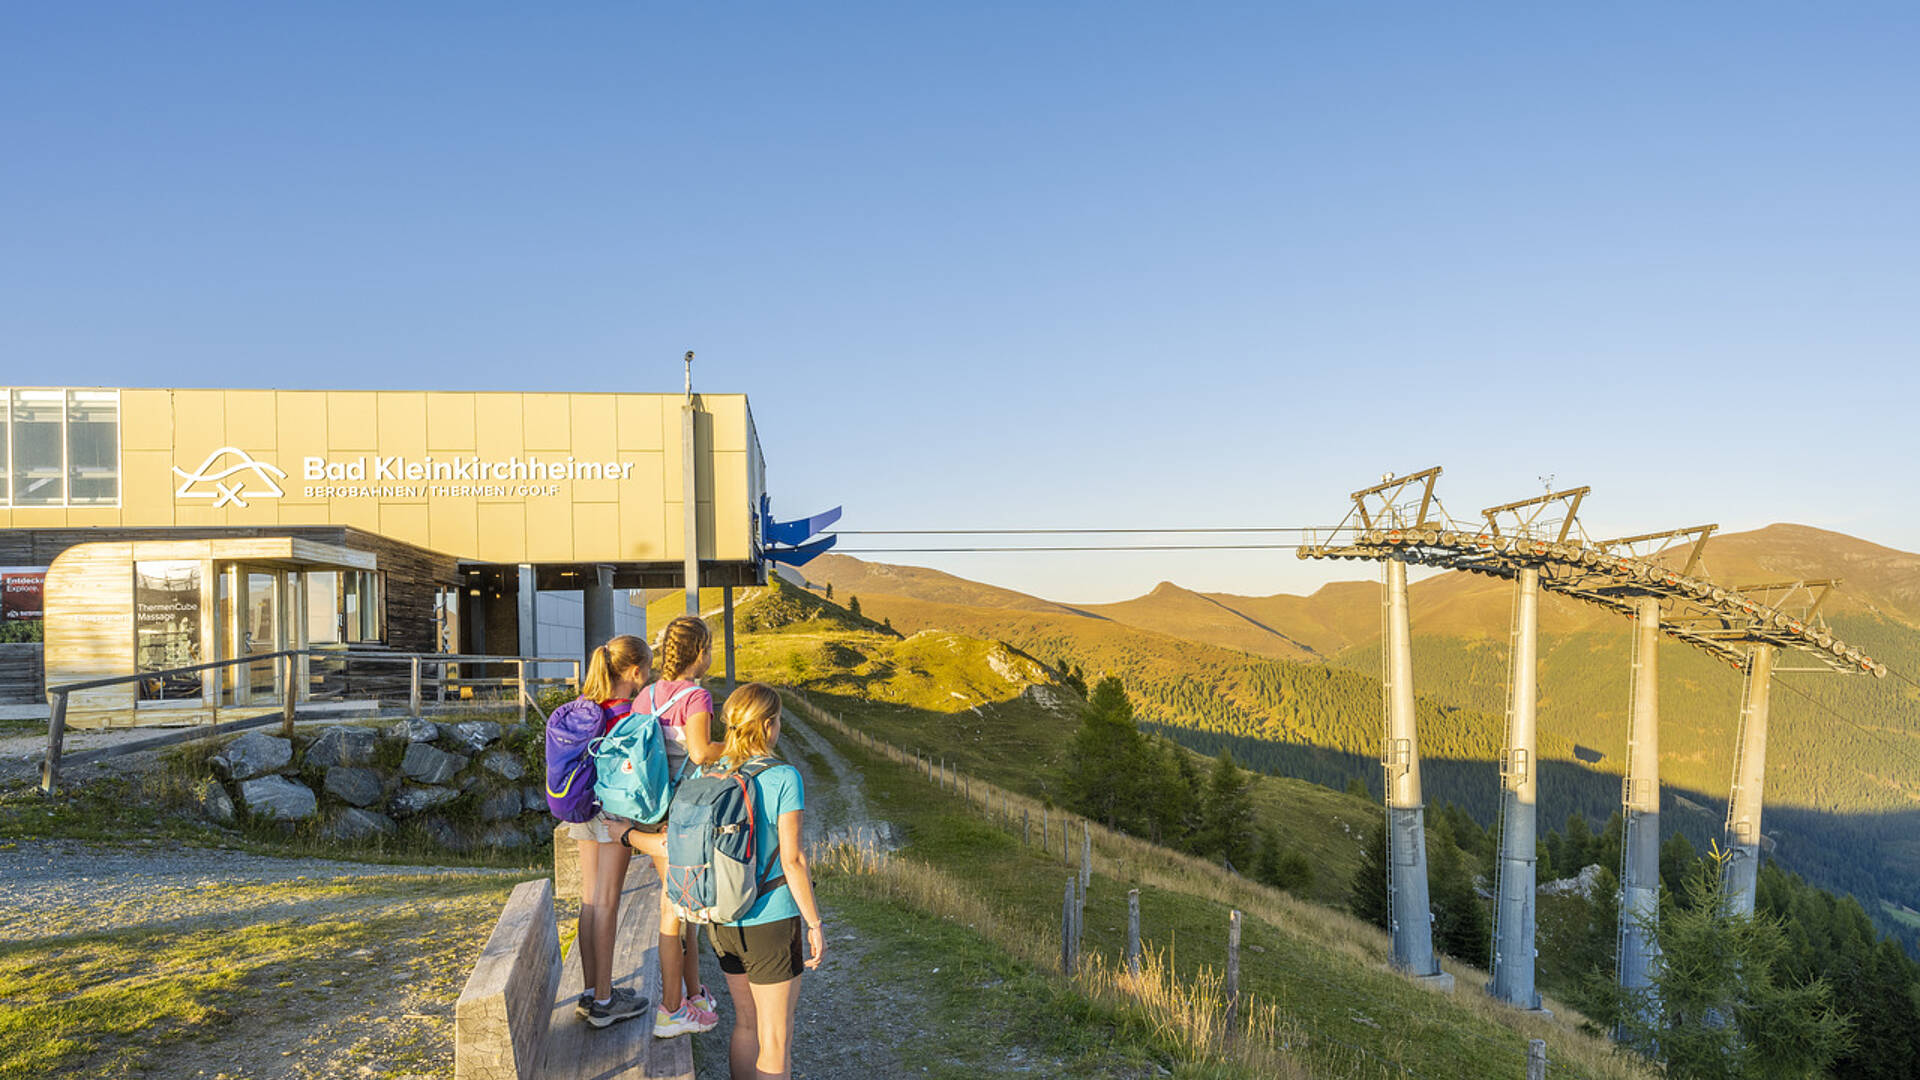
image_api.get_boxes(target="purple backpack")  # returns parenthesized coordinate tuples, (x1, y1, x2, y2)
(545, 697, 610, 823)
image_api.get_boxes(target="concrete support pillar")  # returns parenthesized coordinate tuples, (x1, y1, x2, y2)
(1491, 566, 1542, 1009)
(722, 585, 737, 698)
(682, 400, 701, 616)
(515, 565, 538, 659)
(584, 565, 616, 665)
(1383, 558, 1446, 985)
(1618, 596, 1663, 1028)
(1722, 644, 1776, 918)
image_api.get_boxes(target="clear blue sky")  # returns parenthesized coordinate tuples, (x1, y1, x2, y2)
(6, 3, 1916, 602)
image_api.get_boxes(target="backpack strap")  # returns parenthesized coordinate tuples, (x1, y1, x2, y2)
(738, 757, 791, 893)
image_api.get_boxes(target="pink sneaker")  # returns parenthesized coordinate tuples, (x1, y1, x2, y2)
(690, 986, 719, 1015)
(653, 1000, 719, 1038)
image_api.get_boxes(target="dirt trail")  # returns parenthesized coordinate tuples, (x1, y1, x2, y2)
(690, 707, 917, 1080)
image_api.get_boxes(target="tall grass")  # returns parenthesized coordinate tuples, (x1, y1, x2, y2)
(790, 689, 1648, 1080)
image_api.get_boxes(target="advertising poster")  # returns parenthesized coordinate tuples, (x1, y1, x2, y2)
(135, 561, 203, 701)
(0, 568, 46, 644)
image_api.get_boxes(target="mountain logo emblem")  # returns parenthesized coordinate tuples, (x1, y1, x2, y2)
(171, 447, 289, 509)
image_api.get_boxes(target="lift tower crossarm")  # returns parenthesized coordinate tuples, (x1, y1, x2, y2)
(1481, 487, 1591, 544)
(1596, 524, 1717, 576)
(1349, 467, 1445, 532)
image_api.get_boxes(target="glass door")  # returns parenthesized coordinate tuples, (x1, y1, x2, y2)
(219, 565, 284, 707)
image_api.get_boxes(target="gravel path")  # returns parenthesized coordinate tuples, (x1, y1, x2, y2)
(0, 838, 517, 941)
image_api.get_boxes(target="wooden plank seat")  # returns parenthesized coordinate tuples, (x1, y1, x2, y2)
(455, 878, 565, 1080)
(537, 859, 696, 1080)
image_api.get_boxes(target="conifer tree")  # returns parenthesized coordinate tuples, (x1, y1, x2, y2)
(1613, 848, 1851, 1078)
(1063, 676, 1150, 831)
(1196, 749, 1255, 869)
(1426, 813, 1490, 962)
(847, 594, 860, 618)
(1350, 819, 1390, 930)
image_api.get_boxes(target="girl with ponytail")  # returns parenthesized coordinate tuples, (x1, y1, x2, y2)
(566, 634, 654, 1028)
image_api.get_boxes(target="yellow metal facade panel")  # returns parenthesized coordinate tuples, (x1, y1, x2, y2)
(223, 390, 278, 452)
(327, 391, 379, 449)
(121, 390, 173, 451)
(616, 395, 665, 451)
(376, 392, 429, 460)
(379, 503, 433, 550)
(427, 392, 476, 451)
(523, 393, 571, 451)
(14, 390, 760, 567)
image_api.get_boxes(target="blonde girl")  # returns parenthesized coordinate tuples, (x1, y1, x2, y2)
(619, 615, 722, 1036)
(569, 634, 654, 1028)
(703, 683, 823, 1080)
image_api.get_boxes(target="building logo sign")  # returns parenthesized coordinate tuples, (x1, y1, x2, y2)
(171, 447, 288, 508)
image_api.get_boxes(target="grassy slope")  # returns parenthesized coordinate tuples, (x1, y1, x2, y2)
(719, 588, 1639, 1076)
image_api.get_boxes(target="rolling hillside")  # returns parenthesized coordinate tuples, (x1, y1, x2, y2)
(800, 528, 1920, 925)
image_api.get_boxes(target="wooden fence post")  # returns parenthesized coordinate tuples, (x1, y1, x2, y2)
(1081, 823, 1091, 890)
(1127, 889, 1141, 977)
(1225, 910, 1242, 1040)
(409, 656, 422, 719)
(1024, 809, 1031, 847)
(1062, 819, 1070, 866)
(515, 660, 528, 727)
(40, 690, 69, 796)
(1526, 1039, 1546, 1080)
(1042, 807, 1049, 853)
(282, 655, 298, 738)
(1061, 878, 1075, 975)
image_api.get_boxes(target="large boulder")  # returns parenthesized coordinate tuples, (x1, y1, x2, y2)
(478, 822, 532, 850)
(239, 775, 316, 821)
(193, 777, 235, 824)
(401, 743, 468, 785)
(478, 788, 524, 823)
(213, 732, 293, 781)
(478, 750, 525, 782)
(306, 726, 378, 769)
(388, 784, 459, 818)
(443, 721, 502, 755)
(325, 808, 397, 843)
(322, 766, 384, 808)
(385, 718, 440, 744)
(418, 815, 471, 853)
(522, 785, 547, 813)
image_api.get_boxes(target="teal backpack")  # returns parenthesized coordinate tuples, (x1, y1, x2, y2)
(591, 684, 699, 824)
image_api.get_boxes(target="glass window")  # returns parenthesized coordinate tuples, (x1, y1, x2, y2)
(306, 572, 342, 644)
(10, 390, 64, 506)
(342, 571, 385, 643)
(65, 390, 118, 505)
(433, 587, 459, 654)
(0, 395, 9, 505)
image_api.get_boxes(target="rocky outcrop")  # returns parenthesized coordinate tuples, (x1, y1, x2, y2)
(307, 726, 378, 769)
(213, 732, 293, 781)
(323, 766, 384, 808)
(240, 775, 317, 821)
(443, 721, 502, 754)
(325, 808, 397, 842)
(402, 743, 469, 785)
(389, 784, 459, 818)
(386, 718, 440, 743)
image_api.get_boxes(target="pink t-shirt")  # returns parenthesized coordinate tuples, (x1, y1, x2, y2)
(640, 679, 712, 768)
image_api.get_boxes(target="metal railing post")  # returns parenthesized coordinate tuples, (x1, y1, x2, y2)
(40, 690, 69, 796)
(409, 656, 423, 719)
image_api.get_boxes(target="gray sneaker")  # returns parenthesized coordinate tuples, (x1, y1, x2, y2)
(586, 987, 649, 1028)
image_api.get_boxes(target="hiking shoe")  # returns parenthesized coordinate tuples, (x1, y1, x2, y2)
(586, 988, 649, 1029)
(653, 1000, 719, 1038)
(577, 986, 642, 1019)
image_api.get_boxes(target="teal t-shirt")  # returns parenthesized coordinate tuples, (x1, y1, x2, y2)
(732, 757, 804, 926)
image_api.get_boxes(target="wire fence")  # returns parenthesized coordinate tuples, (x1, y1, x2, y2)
(784, 689, 1565, 1079)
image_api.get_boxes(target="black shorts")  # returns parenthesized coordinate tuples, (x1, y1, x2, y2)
(708, 917, 805, 985)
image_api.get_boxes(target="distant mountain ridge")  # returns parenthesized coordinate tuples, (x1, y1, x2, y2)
(800, 525, 1920, 928)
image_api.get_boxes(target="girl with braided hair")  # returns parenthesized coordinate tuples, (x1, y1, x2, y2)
(621, 614, 723, 1037)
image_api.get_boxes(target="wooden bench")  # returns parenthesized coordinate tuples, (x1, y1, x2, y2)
(455, 848, 696, 1080)
(536, 862, 695, 1080)
(455, 878, 564, 1080)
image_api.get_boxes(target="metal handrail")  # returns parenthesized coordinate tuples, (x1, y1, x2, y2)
(40, 648, 581, 796)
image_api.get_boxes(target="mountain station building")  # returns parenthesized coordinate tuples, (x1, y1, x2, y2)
(0, 387, 770, 726)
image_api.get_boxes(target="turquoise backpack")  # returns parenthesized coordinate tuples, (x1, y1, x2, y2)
(591, 684, 699, 824)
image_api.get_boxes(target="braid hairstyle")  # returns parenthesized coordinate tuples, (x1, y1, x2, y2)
(718, 683, 782, 773)
(655, 615, 712, 681)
